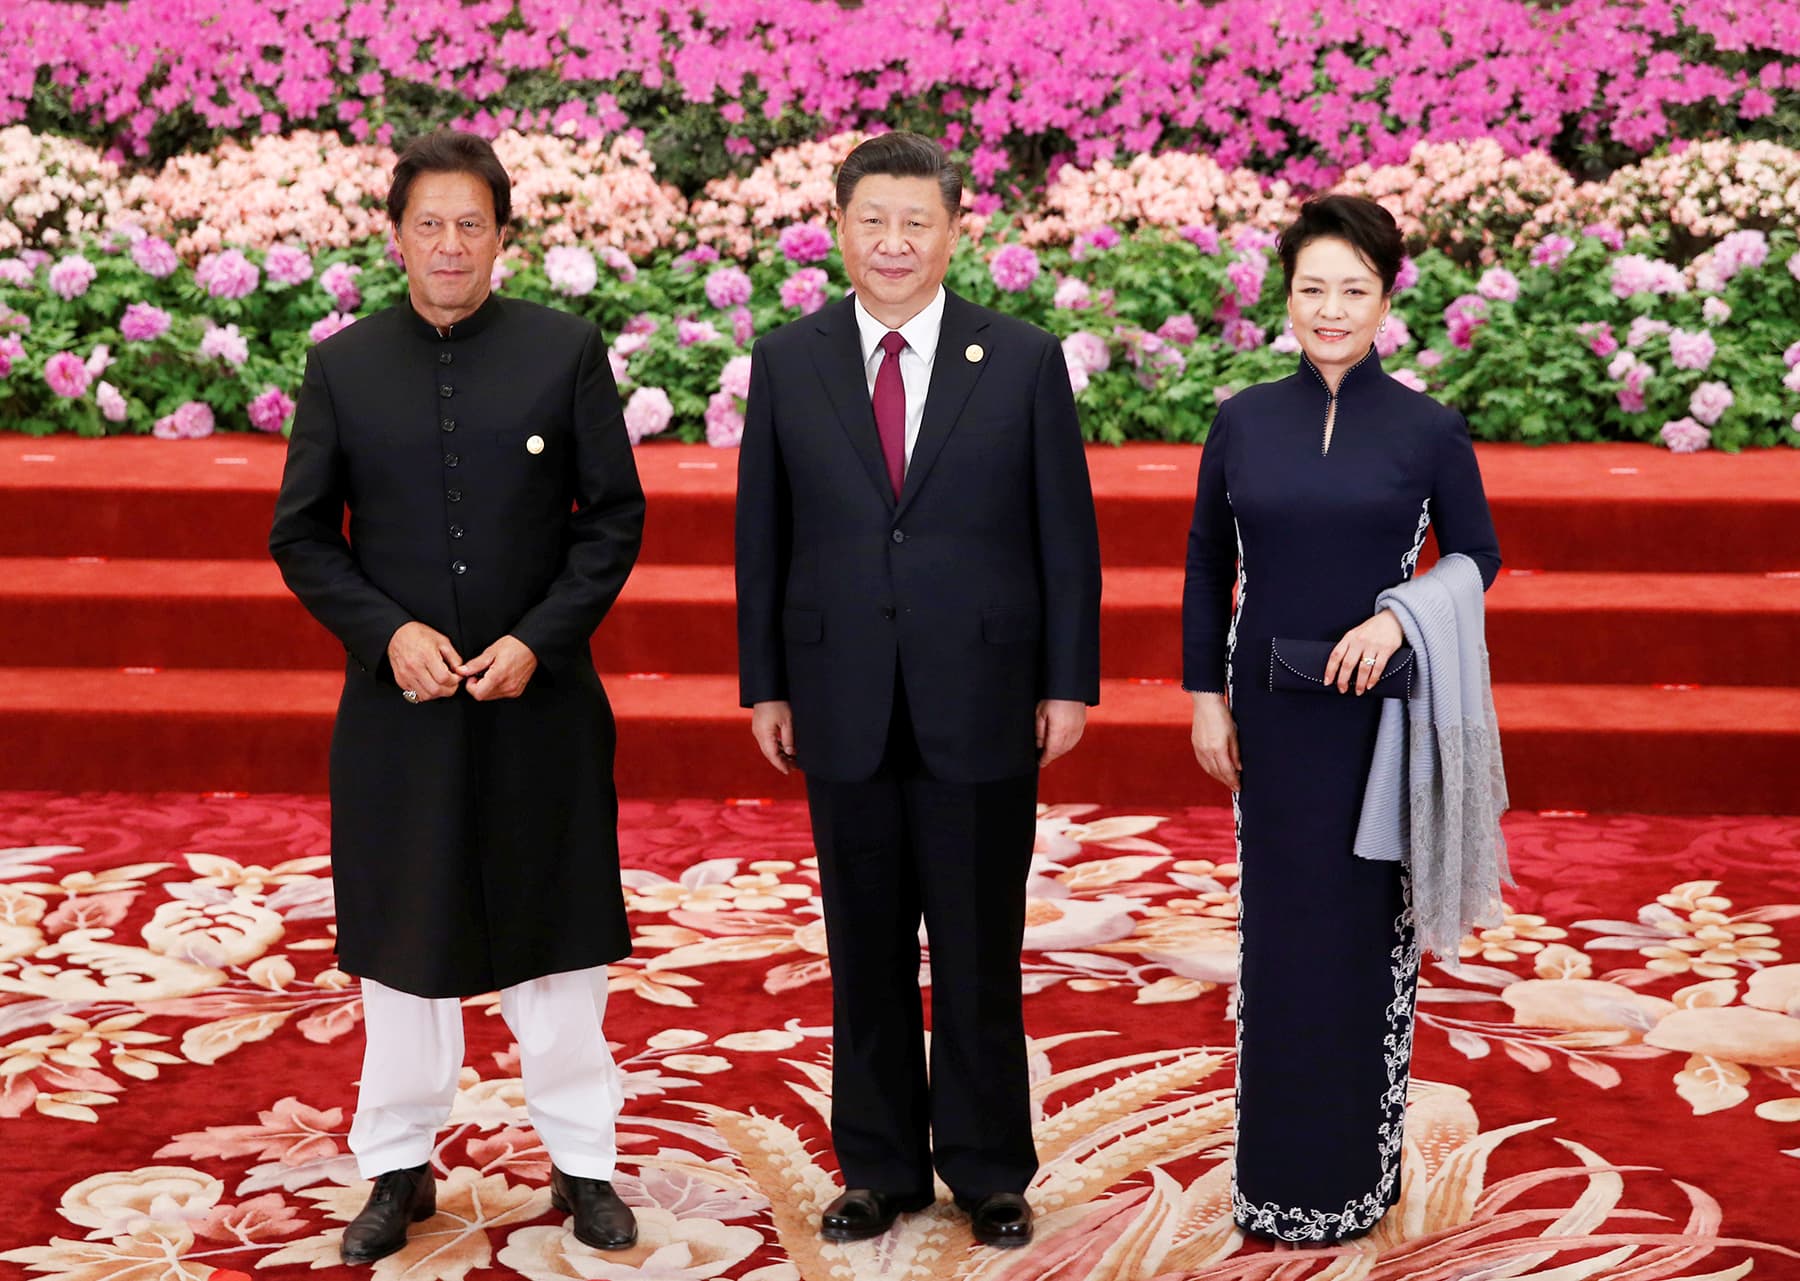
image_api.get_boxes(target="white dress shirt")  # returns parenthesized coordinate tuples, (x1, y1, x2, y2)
(854, 286, 945, 468)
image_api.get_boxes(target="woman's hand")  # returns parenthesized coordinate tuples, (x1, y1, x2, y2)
(1190, 691, 1241, 791)
(1325, 608, 1406, 695)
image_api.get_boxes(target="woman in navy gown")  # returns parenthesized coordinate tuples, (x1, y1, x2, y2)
(1182, 195, 1501, 1243)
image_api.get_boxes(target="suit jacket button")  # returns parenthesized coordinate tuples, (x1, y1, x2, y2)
(449, 524, 464, 539)
(440, 418, 456, 432)
(444, 453, 459, 467)
(447, 488, 462, 502)
(882, 607, 896, 620)
(439, 352, 453, 365)
(891, 529, 905, 544)
(452, 560, 468, 574)
(439, 384, 454, 398)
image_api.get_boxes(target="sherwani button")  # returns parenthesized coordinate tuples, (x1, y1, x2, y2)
(439, 352, 453, 365)
(452, 560, 467, 574)
(450, 525, 464, 539)
(446, 488, 462, 502)
(439, 385, 454, 398)
(444, 453, 459, 468)
(441, 418, 456, 432)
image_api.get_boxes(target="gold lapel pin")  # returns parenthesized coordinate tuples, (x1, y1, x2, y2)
(526, 434, 546, 455)
(965, 343, 984, 363)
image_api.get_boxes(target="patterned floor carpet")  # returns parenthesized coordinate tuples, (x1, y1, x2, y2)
(2, 792, 1798, 1280)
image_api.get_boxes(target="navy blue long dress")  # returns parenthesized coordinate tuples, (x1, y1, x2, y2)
(1181, 349, 1500, 1243)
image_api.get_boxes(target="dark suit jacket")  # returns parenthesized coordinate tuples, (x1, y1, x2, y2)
(735, 290, 1101, 784)
(269, 295, 644, 996)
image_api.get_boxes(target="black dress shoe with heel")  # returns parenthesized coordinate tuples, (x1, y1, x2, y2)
(820, 1187, 935, 1241)
(955, 1191, 1033, 1248)
(550, 1166, 638, 1250)
(341, 1163, 436, 1264)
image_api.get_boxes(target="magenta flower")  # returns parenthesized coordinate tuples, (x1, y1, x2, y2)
(677, 317, 720, 346)
(704, 389, 745, 448)
(1617, 362, 1654, 413)
(49, 255, 98, 301)
(1444, 295, 1489, 350)
(1180, 224, 1221, 254)
(623, 313, 658, 336)
(1476, 267, 1520, 302)
(1585, 224, 1626, 251)
(195, 249, 260, 300)
(677, 245, 720, 272)
(153, 400, 216, 440)
(130, 237, 179, 279)
(319, 262, 362, 312)
(544, 246, 598, 297)
(120, 302, 171, 342)
(0, 333, 23, 378)
(1157, 313, 1199, 345)
(1667, 329, 1716, 372)
(264, 245, 314, 286)
(1375, 314, 1412, 357)
(1531, 235, 1575, 269)
(989, 244, 1041, 293)
(247, 386, 296, 432)
(309, 312, 357, 344)
(1660, 417, 1711, 453)
(731, 306, 754, 347)
(1688, 381, 1733, 427)
(44, 351, 91, 398)
(1225, 252, 1266, 307)
(1393, 256, 1419, 291)
(780, 268, 829, 314)
(778, 223, 834, 264)
(704, 265, 753, 309)
(1222, 318, 1265, 352)
(1581, 322, 1618, 358)
(623, 386, 674, 444)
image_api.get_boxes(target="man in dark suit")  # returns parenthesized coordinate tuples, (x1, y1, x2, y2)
(735, 132, 1102, 1249)
(270, 131, 644, 1265)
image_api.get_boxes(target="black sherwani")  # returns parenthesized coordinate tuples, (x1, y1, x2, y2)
(270, 296, 645, 998)
(735, 290, 1102, 1199)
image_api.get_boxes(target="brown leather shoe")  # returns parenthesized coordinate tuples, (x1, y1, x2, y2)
(820, 1187, 935, 1241)
(550, 1167, 638, 1250)
(341, 1164, 435, 1264)
(955, 1191, 1033, 1247)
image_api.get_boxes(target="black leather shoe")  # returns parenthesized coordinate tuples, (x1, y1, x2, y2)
(955, 1191, 1033, 1247)
(550, 1167, 638, 1250)
(341, 1164, 435, 1264)
(820, 1187, 935, 1242)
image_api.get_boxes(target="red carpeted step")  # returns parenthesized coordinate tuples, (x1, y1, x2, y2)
(7, 435, 1799, 572)
(3, 668, 1795, 814)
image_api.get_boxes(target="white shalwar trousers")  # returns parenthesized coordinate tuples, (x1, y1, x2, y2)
(348, 966, 623, 1181)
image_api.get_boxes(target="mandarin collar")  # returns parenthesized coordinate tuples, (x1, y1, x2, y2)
(1298, 345, 1383, 399)
(407, 292, 501, 343)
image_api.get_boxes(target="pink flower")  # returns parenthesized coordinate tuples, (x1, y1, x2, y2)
(1388, 368, 1426, 392)
(704, 265, 753, 309)
(1476, 267, 1519, 302)
(1067, 361, 1089, 396)
(1618, 362, 1654, 413)
(195, 249, 260, 300)
(1061, 331, 1110, 376)
(84, 343, 112, 379)
(264, 245, 314, 286)
(1783, 341, 1800, 370)
(1415, 348, 1444, 369)
(0, 259, 33, 287)
(44, 351, 91, 398)
(1180, 224, 1220, 254)
(0, 333, 23, 378)
(96, 380, 128, 423)
(319, 262, 362, 311)
(200, 323, 249, 367)
(1712, 230, 1768, 280)
(624, 313, 658, 336)
(491, 258, 514, 291)
(599, 246, 637, 283)
(544, 246, 598, 296)
(677, 318, 720, 346)
(1627, 317, 1671, 348)
(1393, 256, 1419, 291)
(1375, 314, 1412, 357)
(1531, 235, 1574, 269)
(1703, 298, 1731, 325)
(612, 332, 650, 358)
(247, 386, 296, 432)
(1270, 327, 1302, 354)
(1157, 313, 1199, 345)
(1226, 252, 1266, 306)
(1581, 322, 1618, 357)
(1222, 318, 1265, 351)
(731, 306, 755, 347)
(153, 401, 215, 440)
(989, 244, 1041, 293)
(1610, 254, 1685, 299)
(1444, 294, 1488, 349)
(1688, 381, 1733, 427)
(1585, 224, 1626, 251)
(1660, 417, 1711, 454)
(677, 245, 720, 272)
(704, 389, 745, 447)
(1668, 328, 1716, 372)
(309, 312, 357, 344)
(780, 268, 829, 314)
(778, 223, 834, 264)
(1789, 252, 1800, 284)
(120, 302, 171, 342)
(1053, 277, 1091, 310)
(623, 386, 673, 443)
(1784, 366, 1800, 395)
(49, 255, 98, 300)
(131, 237, 179, 278)
(719, 355, 753, 399)
(1792, 412, 1800, 436)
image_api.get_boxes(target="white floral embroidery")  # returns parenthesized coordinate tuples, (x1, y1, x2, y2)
(1231, 874, 1421, 1243)
(1401, 497, 1432, 580)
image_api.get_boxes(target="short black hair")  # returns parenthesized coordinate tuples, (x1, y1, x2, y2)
(387, 130, 512, 230)
(1278, 194, 1404, 295)
(834, 132, 963, 218)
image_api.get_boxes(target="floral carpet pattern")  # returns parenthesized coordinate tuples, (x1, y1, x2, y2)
(1, 792, 1798, 1280)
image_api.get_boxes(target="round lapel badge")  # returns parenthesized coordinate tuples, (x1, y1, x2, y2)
(526, 434, 546, 455)
(965, 343, 984, 363)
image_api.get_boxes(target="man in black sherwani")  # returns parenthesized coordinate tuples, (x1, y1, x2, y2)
(735, 132, 1102, 1249)
(270, 131, 644, 1265)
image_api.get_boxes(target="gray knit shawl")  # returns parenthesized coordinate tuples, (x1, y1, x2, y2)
(1354, 552, 1511, 961)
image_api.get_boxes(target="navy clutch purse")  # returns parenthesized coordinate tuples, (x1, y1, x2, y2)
(1268, 638, 1414, 699)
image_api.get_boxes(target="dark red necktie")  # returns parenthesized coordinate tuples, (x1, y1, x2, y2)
(872, 330, 907, 497)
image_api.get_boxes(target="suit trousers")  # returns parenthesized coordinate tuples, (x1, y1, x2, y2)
(348, 966, 623, 1180)
(805, 668, 1040, 1199)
